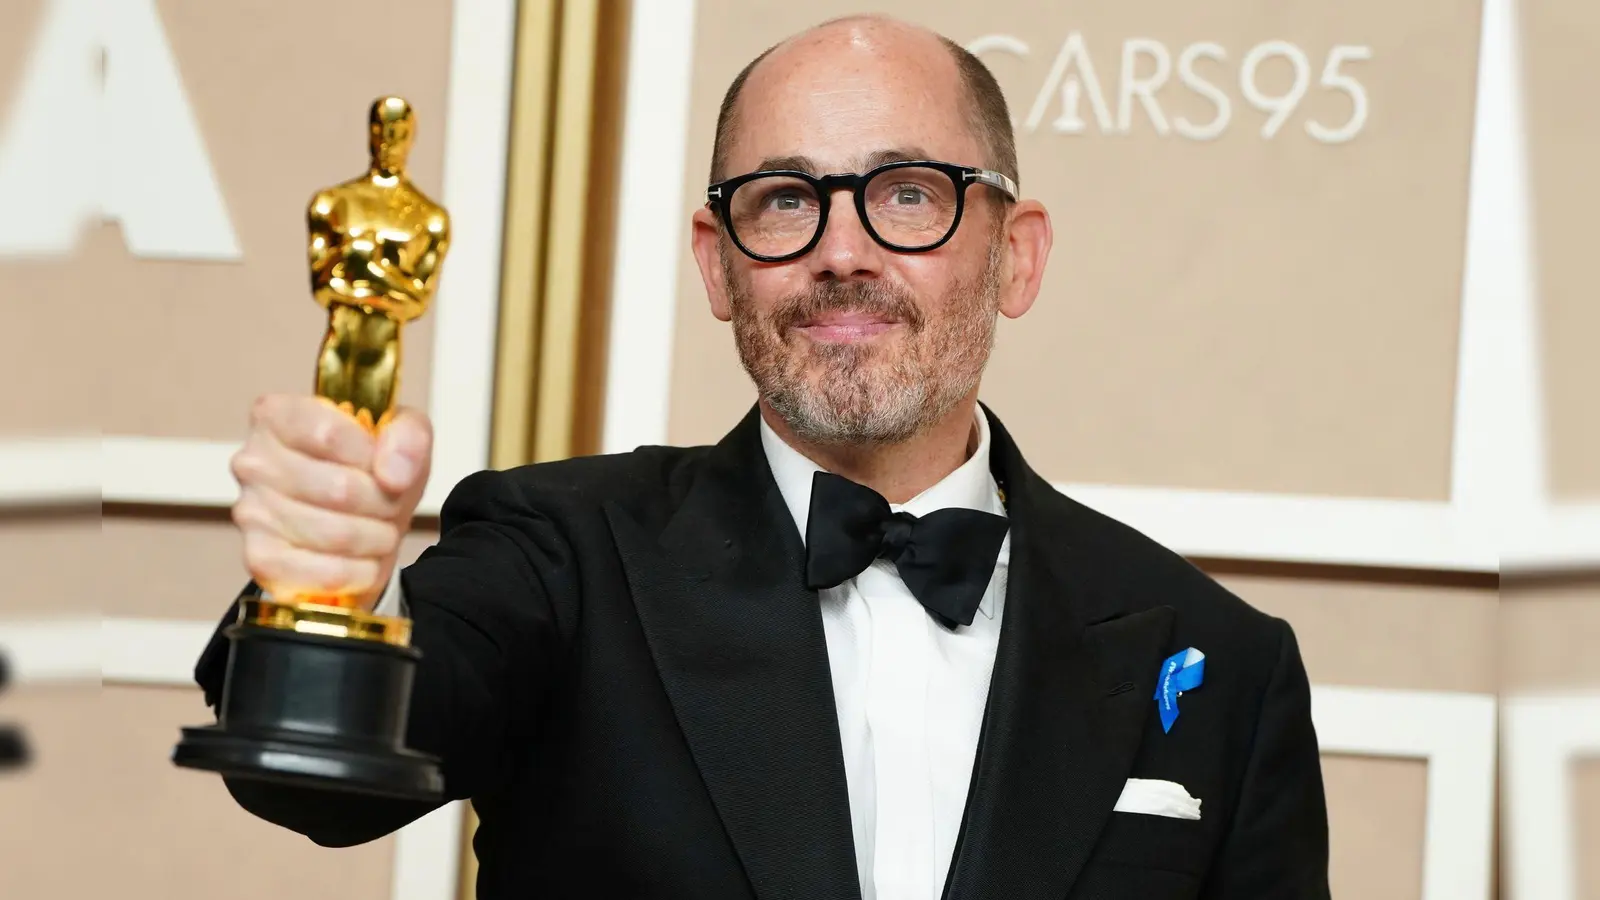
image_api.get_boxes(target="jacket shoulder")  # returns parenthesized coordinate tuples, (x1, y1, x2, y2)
(1055, 489, 1289, 657)
(437, 443, 708, 527)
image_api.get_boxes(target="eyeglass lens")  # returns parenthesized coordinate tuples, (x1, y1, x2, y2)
(726, 165, 960, 258)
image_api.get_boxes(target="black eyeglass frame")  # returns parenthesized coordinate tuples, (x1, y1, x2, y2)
(706, 159, 1018, 263)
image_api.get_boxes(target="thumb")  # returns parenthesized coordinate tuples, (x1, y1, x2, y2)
(373, 407, 434, 495)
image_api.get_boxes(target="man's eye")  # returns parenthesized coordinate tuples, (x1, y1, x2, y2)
(891, 186, 927, 205)
(765, 191, 810, 212)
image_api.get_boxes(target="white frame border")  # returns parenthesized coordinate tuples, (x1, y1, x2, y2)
(595, 0, 1596, 573)
(1502, 690, 1600, 900)
(1312, 686, 1497, 900)
(0, 437, 100, 506)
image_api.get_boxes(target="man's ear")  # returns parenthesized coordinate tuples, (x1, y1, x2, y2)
(691, 206, 733, 322)
(998, 199, 1052, 320)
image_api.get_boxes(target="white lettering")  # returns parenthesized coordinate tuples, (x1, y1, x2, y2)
(0, 0, 241, 259)
(1025, 32, 1113, 136)
(1307, 45, 1373, 144)
(1175, 42, 1231, 141)
(0, 0, 97, 256)
(981, 34, 1370, 144)
(1240, 40, 1312, 140)
(1118, 38, 1172, 136)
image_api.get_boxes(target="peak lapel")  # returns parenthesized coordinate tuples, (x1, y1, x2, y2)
(605, 410, 861, 900)
(941, 410, 1176, 900)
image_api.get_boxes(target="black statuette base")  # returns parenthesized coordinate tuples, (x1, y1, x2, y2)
(173, 623, 442, 801)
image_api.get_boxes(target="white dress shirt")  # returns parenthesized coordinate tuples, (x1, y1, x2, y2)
(376, 410, 1008, 900)
(760, 411, 1009, 900)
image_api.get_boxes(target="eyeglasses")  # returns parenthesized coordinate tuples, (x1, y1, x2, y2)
(706, 159, 1017, 263)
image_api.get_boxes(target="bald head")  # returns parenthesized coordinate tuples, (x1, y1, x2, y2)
(708, 16, 1017, 186)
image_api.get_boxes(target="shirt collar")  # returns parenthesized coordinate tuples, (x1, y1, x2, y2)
(758, 407, 1008, 545)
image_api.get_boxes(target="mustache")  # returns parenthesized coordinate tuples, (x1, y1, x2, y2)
(769, 281, 926, 333)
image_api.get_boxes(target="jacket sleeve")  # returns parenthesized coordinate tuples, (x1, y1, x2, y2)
(1199, 619, 1331, 899)
(193, 468, 575, 847)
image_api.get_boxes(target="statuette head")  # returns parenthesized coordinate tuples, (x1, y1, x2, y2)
(368, 96, 415, 177)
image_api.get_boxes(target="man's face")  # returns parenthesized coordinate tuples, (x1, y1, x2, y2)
(705, 27, 1010, 446)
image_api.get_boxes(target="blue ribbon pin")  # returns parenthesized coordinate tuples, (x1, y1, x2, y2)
(1154, 647, 1206, 733)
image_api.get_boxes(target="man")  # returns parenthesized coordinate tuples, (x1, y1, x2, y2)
(199, 15, 1330, 900)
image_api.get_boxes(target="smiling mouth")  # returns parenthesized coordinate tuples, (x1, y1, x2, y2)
(792, 312, 902, 343)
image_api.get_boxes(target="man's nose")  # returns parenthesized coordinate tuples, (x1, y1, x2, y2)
(805, 190, 884, 280)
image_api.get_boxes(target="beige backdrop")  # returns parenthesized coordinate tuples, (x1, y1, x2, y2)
(0, 0, 459, 897)
(1524, 0, 1600, 500)
(0, 0, 92, 435)
(2, 0, 451, 440)
(1516, 0, 1600, 890)
(667, 0, 1479, 501)
(1502, 577, 1600, 900)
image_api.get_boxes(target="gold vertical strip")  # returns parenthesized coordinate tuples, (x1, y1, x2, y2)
(567, 1, 631, 458)
(462, 1, 622, 896)
(530, 0, 603, 463)
(490, 0, 563, 470)
(467, 5, 562, 897)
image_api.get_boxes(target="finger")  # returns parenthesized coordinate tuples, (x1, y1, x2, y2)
(252, 394, 376, 469)
(242, 530, 386, 597)
(232, 429, 401, 519)
(372, 407, 434, 495)
(234, 483, 402, 559)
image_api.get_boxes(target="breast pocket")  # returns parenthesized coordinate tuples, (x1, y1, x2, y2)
(1088, 810, 1214, 877)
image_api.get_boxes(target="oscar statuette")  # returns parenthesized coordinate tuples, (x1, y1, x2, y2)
(172, 97, 449, 800)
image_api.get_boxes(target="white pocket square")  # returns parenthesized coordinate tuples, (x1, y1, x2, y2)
(1113, 778, 1202, 820)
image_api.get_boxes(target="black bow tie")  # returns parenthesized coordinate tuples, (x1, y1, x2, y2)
(803, 471, 1009, 628)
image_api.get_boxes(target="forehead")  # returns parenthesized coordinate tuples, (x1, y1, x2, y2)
(727, 30, 981, 175)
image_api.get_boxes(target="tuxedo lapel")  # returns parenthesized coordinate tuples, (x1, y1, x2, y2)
(941, 409, 1176, 900)
(605, 409, 861, 900)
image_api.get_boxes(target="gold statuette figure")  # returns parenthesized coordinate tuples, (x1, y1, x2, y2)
(308, 96, 450, 434)
(173, 97, 449, 801)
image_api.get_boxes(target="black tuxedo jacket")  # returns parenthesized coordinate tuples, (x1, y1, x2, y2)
(195, 406, 1330, 899)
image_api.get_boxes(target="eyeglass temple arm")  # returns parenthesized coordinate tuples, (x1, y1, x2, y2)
(963, 169, 1017, 200)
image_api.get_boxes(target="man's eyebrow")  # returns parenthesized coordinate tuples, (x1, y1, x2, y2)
(753, 155, 819, 174)
(862, 147, 933, 169)
(748, 148, 936, 177)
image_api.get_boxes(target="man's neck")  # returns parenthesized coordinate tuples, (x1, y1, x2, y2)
(759, 396, 981, 505)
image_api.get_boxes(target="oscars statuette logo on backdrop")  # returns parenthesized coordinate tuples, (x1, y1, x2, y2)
(172, 97, 451, 800)
(967, 32, 1372, 144)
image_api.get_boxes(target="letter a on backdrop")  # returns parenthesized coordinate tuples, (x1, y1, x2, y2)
(0, 0, 241, 260)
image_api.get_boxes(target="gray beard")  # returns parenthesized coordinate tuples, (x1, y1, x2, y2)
(726, 242, 1002, 447)
(762, 341, 941, 446)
